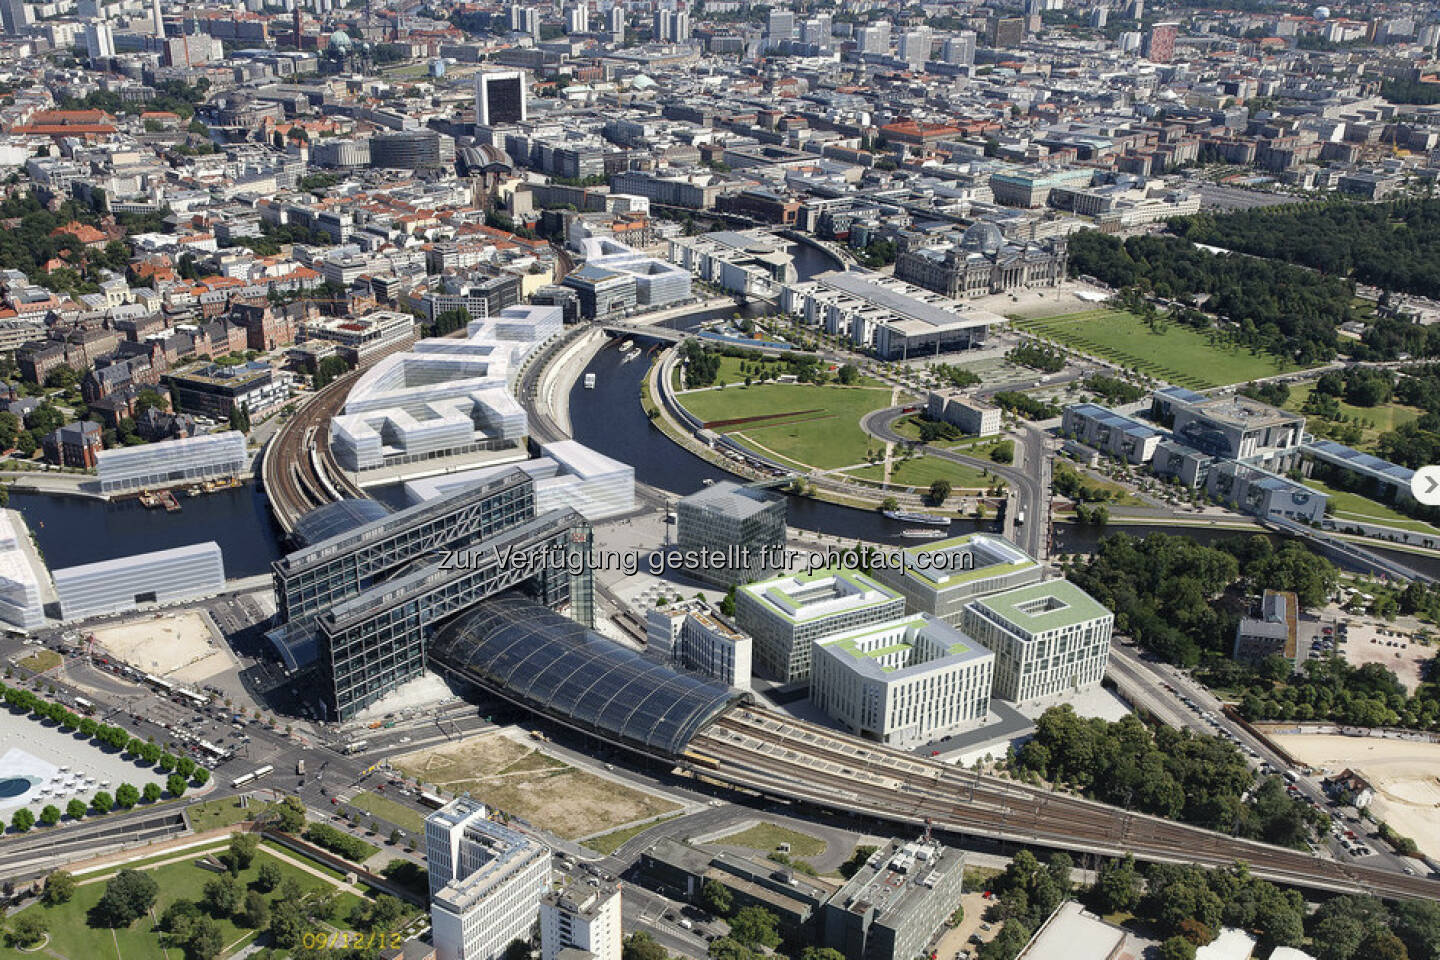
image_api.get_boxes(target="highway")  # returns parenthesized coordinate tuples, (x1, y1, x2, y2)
(686, 706, 1440, 900)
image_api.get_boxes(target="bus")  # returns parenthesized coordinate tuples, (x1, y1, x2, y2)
(418, 791, 446, 810)
(73, 697, 94, 715)
(253, 764, 274, 780)
(176, 687, 207, 708)
(343, 740, 369, 755)
(142, 673, 175, 695)
(296, 759, 306, 776)
(197, 740, 229, 762)
(231, 772, 257, 789)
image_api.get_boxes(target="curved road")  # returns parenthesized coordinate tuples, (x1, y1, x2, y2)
(862, 406, 1049, 557)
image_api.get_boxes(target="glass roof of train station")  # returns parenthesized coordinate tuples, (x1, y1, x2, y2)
(431, 596, 744, 756)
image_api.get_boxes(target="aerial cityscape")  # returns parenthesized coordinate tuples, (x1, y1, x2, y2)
(1, 0, 1440, 958)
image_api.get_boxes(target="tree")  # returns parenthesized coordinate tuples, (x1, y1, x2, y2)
(39, 803, 60, 826)
(65, 798, 86, 820)
(92, 790, 113, 813)
(226, 832, 258, 873)
(160, 899, 201, 939)
(836, 364, 860, 385)
(115, 783, 140, 810)
(255, 861, 283, 893)
(267, 900, 306, 949)
(1094, 854, 1142, 913)
(623, 931, 670, 960)
(929, 478, 952, 505)
(143, 782, 161, 803)
(191, 767, 209, 787)
(166, 773, 187, 797)
(5, 911, 46, 948)
(1158, 937, 1197, 960)
(93, 869, 159, 927)
(237, 889, 269, 929)
(274, 794, 306, 833)
(185, 917, 224, 960)
(700, 878, 733, 917)
(10, 807, 34, 832)
(881, 496, 899, 512)
(42, 871, 75, 905)
(1362, 931, 1412, 960)
(801, 950, 847, 960)
(201, 874, 240, 917)
(979, 921, 1032, 960)
(727, 906, 781, 949)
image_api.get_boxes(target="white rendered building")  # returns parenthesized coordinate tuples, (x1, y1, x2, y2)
(646, 606, 752, 688)
(427, 797, 552, 960)
(961, 580, 1113, 702)
(330, 305, 562, 472)
(0, 510, 48, 631)
(540, 871, 622, 960)
(96, 431, 248, 495)
(735, 567, 905, 683)
(404, 440, 635, 521)
(810, 613, 993, 749)
(51, 542, 225, 621)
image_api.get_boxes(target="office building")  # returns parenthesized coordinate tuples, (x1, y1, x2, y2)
(990, 15, 1026, 47)
(780, 271, 1002, 360)
(872, 534, 1042, 626)
(96, 430, 248, 495)
(767, 7, 794, 41)
(540, 871, 622, 960)
(576, 238, 692, 309)
(822, 838, 969, 960)
(1, 0, 28, 34)
(560, 264, 638, 319)
(1015, 901, 1150, 960)
(476, 71, 528, 128)
(427, 797, 552, 960)
(667, 231, 796, 298)
(639, 838, 830, 934)
(607, 6, 624, 42)
(42, 420, 102, 468)
(736, 567, 905, 683)
(1145, 22, 1178, 62)
(647, 605, 753, 688)
(1060, 404, 1163, 465)
(1206, 461, 1327, 523)
(1233, 589, 1300, 668)
(1158, 390, 1305, 475)
(653, 9, 689, 42)
(675, 480, 786, 588)
(162, 361, 290, 421)
(370, 131, 446, 171)
(856, 21, 890, 54)
(925, 392, 1001, 437)
(898, 27, 932, 65)
(298, 310, 415, 365)
(961, 580, 1113, 703)
(84, 21, 115, 58)
(810, 614, 993, 749)
(0, 510, 49, 632)
(941, 31, 976, 65)
(53, 542, 225, 621)
(566, 4, 587, 34)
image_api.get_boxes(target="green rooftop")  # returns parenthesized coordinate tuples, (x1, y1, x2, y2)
(969, 579, 1112, 633)
(743, 565, 901, 623)
(900, 533, 1039, 588)
(817, 614, 990, 678)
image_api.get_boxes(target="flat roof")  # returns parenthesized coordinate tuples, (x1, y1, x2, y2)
(680, 480, 782, 519)
(819, 271, 992, 331)
(817, 614, 991, 680)
(967, 579, 1111, 633)
(741, 567, 900, 624)
(1016, 901, 1127, 960)
(899, 533, 1037, 588)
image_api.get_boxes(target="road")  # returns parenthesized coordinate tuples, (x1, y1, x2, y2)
(861, 406, 1048, 558)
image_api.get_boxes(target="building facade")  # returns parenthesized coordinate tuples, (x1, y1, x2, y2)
(871, 534, 1043, 626)
(96, 431, 248, 494)
(53, 542, 226, 621)
(540, 872, 622, 960)
(822, 838, 969, 960)
(735, 567, 905, 683)
(674, 481, 786, 588)
(961, 580, 1113, 702)
(925, 392, 1001, 437)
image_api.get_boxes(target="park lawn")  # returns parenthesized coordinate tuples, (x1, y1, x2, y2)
(845, 457, 994, 491)
(1283, 383, 1425, 448)
(187, 797, 278, 833)
(677, 382, 894, 470)
(0, 846, 347, 960)
(18, 649, 61, 673)
(348, 791, 427, 835)
(1300, 477, 1440, 535)
(714, 822, 827, 858)
(1013, 309, 1303, 388)
(583, 813, 684, 856)
(695, 355, 882, 391)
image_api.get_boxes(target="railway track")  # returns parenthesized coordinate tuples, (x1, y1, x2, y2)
(688, 707, 1440, 900)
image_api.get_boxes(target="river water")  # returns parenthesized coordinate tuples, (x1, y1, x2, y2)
(12, 239, 1435, 580)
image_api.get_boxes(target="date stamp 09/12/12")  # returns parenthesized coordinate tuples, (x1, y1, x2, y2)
(302, 932, 406, 950)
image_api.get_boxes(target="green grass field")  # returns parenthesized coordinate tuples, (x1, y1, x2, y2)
(1300, 477, 1440, 535)
(348, 792, 427, 835)
(845, 457, 995, 491)
(714, 823, 827, 858)
(1013, 309, 1303, 388)
(677, 382, 894, 470)
(17, 649, 61, 674)
(689, 355, 882, 391)
(1283, 383, 1425, 448)
(584, 813, 684, 856)
(0, 845, 351, 960)
(186, 797, 278, 833)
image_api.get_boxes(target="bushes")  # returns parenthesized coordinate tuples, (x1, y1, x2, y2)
(304, 822, 376, 862)
(993, 391, 1061, 420)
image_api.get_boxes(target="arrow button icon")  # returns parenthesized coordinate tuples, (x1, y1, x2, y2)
(1411, 465, 1440, 506)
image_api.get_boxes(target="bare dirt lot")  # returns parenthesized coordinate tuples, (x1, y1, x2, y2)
(392, 731, 681, 839)
(1271, 733, 1440, 860)
(89, 611, 228, 680)
(1339, 623, 1432, 694)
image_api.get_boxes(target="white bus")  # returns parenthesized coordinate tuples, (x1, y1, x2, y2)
(231, 772, 257, 789)
(252, 764, 274, 780)
(343, 740, 369, 755)
(73, 697, 94, 715)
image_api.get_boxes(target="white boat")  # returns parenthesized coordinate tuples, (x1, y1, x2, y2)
(884, 510, 951, 527)
(901, 528, 949, 539)
(584, 373, 596, 389)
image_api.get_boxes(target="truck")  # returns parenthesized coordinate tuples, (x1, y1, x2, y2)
(296, 759, 306, 776)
